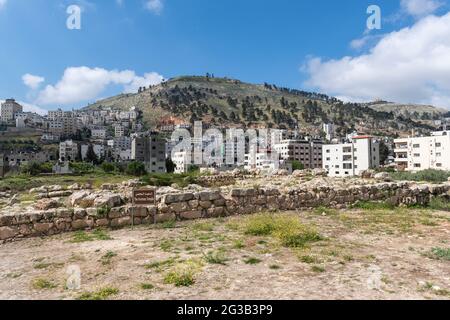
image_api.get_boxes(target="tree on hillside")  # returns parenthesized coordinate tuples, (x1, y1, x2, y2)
(85, 144, 98, 164)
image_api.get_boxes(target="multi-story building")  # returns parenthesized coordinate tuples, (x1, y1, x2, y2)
(114, 124, 125, 138)
(91, 127, 107, 139)
(273, 139, 323, 170)
(322, 136, 380, 177)
(59, 140, 79, 162)
(1, 99, 23, 122)
(323, 123, 335, 141)
(47, 110, 78, 138)
(131, 132, 166, 173)
(394, 131, 450, 171)
(4, 150, 56, 166)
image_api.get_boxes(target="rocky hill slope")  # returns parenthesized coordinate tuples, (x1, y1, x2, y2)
(84, 76, 444, 137)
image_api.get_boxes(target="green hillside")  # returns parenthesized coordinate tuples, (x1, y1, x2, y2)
(84, 76, 442, 137)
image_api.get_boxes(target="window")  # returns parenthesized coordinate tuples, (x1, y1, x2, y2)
(413, 144, 420, 148)
(436, 143, 442, 147)
(436, 153, 442, 157)
(414, 163, 421, 168)
(436, 163, 442, 168)
(413, 153, 420, 157)
(343, 163, 352, 169)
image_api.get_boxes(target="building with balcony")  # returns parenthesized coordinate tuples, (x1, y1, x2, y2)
(322, 136, 380, 177)
(394, 131, 450, 171)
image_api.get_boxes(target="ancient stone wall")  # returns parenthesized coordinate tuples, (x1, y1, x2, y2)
(1, 182, 449, 242)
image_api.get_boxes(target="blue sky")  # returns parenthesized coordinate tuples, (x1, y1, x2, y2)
(1, 0, 450, 113)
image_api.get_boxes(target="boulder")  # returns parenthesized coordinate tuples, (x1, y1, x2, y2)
(68, 191, 92, 207)
(33, 199, 60, 211)
(374, 172, 392, 182)
(0, 226, 18, 240)
(312, 168, 328, 177)
(93, 192, 122, 208)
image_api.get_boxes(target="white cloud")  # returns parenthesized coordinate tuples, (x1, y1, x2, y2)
(36, 66, 164, 105)
(304, 13, 450, 109)
(124, 72, 164, 93)
(401, 0, 443, 18)
(116, 0, 123, 6)
(22, 74, 45, 90)
(145, 0, 163, 15)
(0, 0, 6, 10)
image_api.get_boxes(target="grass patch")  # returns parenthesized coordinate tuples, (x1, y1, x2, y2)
(163, 260, 202, 287)
(100, 251, 117, 265)
(243, 214, 322, 248)
(429, 247, 450, 261)
(140, 283, 155, 290)
(70, 229, 112, 243)
(300, 255, 318, 264)
(244, 257, 262, 265)
(232, 240, 245, 249)
(203, 251, 228, 265)
(77, 287, 119, 300)
(311, 265, 325, 273)
(428, 197, 450, 211)
(192, 222, 215, 232)
(351, 201, 396, 211)
(144, 257, 178, 272)
(158, 219, 177, 229)
(32, 278, 57, 290)
(390, 169, 450, 183)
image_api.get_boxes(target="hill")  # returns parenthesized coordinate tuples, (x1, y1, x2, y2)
(84, 76, 444, 137)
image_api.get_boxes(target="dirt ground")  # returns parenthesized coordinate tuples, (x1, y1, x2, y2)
(1, 206, 449, 300)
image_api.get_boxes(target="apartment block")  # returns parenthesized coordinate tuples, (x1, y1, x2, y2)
(323, 136, 380, 177)
(131, 132, 166, 173)
(59, 140, 79, 162)
(273, 139, 323, 170)
(394, 131, 450, 171)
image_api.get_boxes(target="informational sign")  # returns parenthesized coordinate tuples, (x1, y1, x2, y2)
(133, 188, 156, 206)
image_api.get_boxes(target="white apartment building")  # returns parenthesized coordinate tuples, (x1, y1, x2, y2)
(394, 131, 450, 171)
(244, 151, 280, 172)
(173, 150, 194, 174)
(323, 136, 380, 177)
(59, 140, 79, 162)
(1, 99, 23, 122)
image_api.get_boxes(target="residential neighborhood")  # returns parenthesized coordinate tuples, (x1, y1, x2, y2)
(2, 98, 450, 178)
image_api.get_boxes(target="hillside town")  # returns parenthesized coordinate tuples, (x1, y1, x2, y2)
(1, 98, 450, 178)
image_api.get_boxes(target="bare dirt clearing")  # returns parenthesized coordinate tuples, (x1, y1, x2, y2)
(1, 206, 449, 300)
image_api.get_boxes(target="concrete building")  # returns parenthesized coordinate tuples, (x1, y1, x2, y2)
(323, 136, 380, 177)
(273, 139, 323, 170)
(131, 132, 166, 173)
(394, 131, 450, 171)
(244, 151, 280, 172)
(91, 127, 107, 139)
(323, 123, 335, 141)
(1, 99, 23, 122)
(59, 140, 79, 162)
(114, 124, 125, 138)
